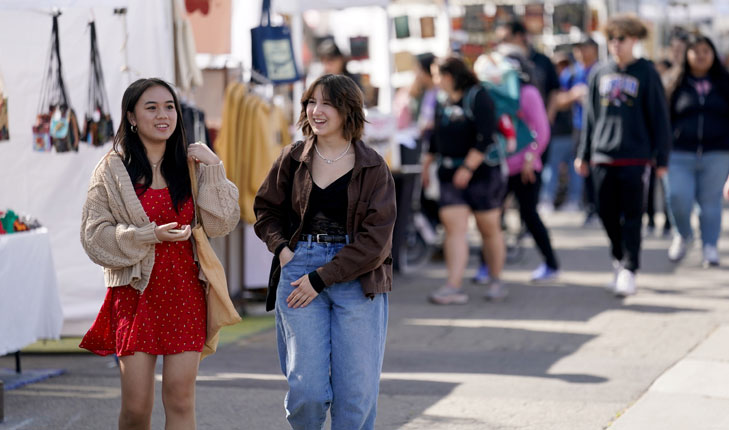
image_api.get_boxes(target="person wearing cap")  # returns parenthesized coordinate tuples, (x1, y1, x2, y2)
(316, 39, 363, 89)
(574, 14, 671, 297)
(540, 38, 599, 221)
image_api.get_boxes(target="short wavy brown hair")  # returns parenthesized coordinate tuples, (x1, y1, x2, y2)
(297, 74, 365, 143)
(605, 14, 648, 40)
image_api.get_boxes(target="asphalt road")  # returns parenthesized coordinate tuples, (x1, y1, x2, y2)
(2, 210, 729, 429)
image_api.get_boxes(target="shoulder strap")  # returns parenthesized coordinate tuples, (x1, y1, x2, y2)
(463, 85, 482, 121)
(188, 159, 201, 226)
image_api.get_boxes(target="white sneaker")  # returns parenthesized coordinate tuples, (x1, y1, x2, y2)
(703, 244, 719, 267)
(614, 268, 637, 297)
(530, 263, 559, 282)
(668, 235, 690, 262)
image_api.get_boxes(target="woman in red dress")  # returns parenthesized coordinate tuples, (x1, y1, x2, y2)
(79, 78, 239, 430)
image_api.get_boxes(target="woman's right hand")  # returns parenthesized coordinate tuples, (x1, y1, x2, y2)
(154, 222, 191, 242)
(574, 159, 590, 177)
(279, 246, 295, 267)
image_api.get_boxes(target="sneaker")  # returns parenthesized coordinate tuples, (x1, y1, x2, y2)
(484, 281, 508, 302)
(537, 201, 555, 214)
(560, 201, 581, 213)
(472, 263, 491, 285)
(614, 268, 637, 297)
(429, 285, 469, 305)
(530, 263, 559, 282)
(703, 244, 719, 267)
(668, 235, 690, 262)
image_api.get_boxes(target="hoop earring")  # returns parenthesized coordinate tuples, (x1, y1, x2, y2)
(131, 124, 138, 133)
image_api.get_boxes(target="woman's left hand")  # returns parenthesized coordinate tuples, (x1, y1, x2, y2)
(287, 275, 319, 308)
(453, 167, 472, 189)
(188, 142, 221, 165)
(521, 159, 536, 184)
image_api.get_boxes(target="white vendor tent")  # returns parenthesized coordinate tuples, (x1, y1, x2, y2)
(0, 1, 175, 333)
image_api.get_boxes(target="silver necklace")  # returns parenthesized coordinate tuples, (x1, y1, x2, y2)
(314, 141, 351, 164)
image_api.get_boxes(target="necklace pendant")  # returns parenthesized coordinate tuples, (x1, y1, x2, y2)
(326, 159, 333, 164)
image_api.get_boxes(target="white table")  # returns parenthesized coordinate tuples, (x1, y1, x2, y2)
(0, 228, 63, 359)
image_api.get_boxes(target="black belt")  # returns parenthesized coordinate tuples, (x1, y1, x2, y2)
(300, 234, 350, 244)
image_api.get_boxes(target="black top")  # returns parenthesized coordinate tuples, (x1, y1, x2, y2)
(529, 48, 560, 105)
(430, 86, 497, 182)
(577, 59, 672, 167)
(670, 76, 729, 153)
(302, 169, 352, 236)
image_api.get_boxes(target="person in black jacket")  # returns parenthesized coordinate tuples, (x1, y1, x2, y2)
(575, 14, 671, 297)
(665, 34, 729, 267)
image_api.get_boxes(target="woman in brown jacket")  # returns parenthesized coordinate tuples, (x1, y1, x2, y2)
(254, 74, 396, 430)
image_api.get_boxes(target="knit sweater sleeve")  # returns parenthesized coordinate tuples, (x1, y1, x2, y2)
(80, 165, 159, 270)
(195, 162, 241, 237)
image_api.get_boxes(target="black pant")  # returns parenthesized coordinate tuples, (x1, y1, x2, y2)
(507, 174, 559, 269)
(645, 166, 671, 230)
(592, 165, 649, 272)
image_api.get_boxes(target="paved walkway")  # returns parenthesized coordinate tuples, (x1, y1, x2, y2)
(1, 210, 729, 429)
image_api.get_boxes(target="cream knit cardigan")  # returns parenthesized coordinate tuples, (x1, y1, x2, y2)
(80, 151, 240, 293)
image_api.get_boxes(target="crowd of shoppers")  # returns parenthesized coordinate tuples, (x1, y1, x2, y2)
(413, 15, 729, 302)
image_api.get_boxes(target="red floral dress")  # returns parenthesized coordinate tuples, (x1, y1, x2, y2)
(80, 186, 207, 356)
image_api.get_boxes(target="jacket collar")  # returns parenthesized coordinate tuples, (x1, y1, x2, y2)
(292, 138, 380, 173)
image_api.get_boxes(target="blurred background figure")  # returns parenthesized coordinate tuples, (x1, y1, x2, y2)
(665, 34, 729, 267)
(496, 52, 560, 282)
(538, 49, 584, 214)
(316, 38, 362, 89)
(424, 56, 506, 304)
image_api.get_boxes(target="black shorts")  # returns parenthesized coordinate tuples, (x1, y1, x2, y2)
(438, 165, 506, 211)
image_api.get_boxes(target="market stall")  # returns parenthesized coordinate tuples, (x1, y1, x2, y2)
(0, 1, 177, 332)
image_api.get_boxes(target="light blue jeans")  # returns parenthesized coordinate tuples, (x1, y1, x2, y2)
(540, 134, 584, 205)
(666, 150, 729, 247)
(275, 241, 388, 430)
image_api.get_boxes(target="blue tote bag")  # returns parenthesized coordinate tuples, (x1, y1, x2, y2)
(251, 0, 301, 84)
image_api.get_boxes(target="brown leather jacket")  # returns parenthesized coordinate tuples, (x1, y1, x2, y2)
(254, 139, 396, 311)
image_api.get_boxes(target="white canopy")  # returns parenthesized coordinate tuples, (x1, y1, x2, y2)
(273, 0, 389, 14)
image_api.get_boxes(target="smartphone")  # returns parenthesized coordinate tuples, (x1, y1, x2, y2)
(169, 228, 186, 234)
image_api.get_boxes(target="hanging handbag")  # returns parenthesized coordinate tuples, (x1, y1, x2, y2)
(250, 0, 301, 84)
(188, 159, 242, 359)
(0, 69, 8, 141)
(82, 21, 114, 147)
(35, 12, 79, 152)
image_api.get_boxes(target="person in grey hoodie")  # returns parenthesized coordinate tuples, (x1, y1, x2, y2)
(575, 14, 671, 297)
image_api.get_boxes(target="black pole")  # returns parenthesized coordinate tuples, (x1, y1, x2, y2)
(14, 351, 21, 374)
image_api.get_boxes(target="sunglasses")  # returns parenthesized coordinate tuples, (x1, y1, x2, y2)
(609, 35, 627, 43)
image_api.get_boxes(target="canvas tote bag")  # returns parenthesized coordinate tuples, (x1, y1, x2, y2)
(188, 159, 242, 359)
(250, 0, 301, 84)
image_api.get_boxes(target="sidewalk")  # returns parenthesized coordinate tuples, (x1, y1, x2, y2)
(1, 210, 729, 429)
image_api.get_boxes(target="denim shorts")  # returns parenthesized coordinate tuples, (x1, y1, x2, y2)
(439, 165, 506, 211)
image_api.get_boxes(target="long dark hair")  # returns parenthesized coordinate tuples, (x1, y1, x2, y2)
(112, 78, 191, 212)
(437, 56, 480, 92)
(670, 34, 729, 102)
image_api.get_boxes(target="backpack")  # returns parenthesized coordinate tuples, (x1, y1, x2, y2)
(465, 54, 536, 166)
